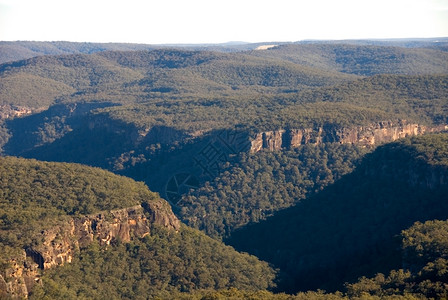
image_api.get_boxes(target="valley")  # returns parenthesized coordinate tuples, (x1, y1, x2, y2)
(0, 39, 447, 299)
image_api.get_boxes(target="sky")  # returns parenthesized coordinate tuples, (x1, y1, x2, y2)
(0, 0, 447, 44)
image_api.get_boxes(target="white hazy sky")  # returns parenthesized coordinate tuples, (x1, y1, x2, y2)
(0, 0, 447, 44)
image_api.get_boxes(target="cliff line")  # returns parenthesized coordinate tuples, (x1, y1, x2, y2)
(1, 203, 180, 298)
(250, 121, 448, 153)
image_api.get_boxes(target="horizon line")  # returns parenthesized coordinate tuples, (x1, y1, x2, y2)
(1, 37, 448, 46)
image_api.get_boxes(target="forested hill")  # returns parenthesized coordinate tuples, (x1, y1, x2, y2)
(0, 41, 162, 64)
(0, 40, 282, 64)
(0, 48, 357, 109)
(1, 43, 448, 110)
(2, 63, 447, 159)
(248, 44, 448, 75)
(1, 39, 448, 299)
(0, 44, 446, 245)
(227, 133, 448, 294)
(1, 38, 447, 65)
(3, 73, 446, 193)
(0, 156, 275, 298)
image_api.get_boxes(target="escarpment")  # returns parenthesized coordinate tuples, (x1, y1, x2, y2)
(1, 204, 180, 298)
(250, 121, 448, 152)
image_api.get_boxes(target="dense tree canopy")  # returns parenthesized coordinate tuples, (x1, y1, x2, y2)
(31, 225, 276, 299)
(0, 41, 447, 299)
(179, 143, 367, 238)
(228, 134, 448, 293)
(0, 156, 159, 255)
(0, 157, 276, 298)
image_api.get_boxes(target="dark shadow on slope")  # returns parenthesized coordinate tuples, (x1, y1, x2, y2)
(3, 102, 118, 156)
(8, 109, 251, 206)
(226, 137, 448, 294)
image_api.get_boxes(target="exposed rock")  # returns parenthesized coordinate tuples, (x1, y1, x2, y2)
(23, 221, 76, 271)
(250, 130, 285, 152)
(0, 104, 32, 119)
(0, 275, 7, 298)
(1, 202, 180, 298)
(0, 252, 40, 299)
(250, 133, 263, 153)
(142, 201, 181, 231)
(29, 204, 180, 270)
(250, 121, 448, 152)
(74, 205, 151, 248)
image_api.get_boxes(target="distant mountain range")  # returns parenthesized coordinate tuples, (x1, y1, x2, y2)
(1, 37, 447, 64)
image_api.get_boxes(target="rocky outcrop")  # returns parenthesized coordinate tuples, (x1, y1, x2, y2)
(250, 121, 448, 152)
(30, 204, 179, 270)
(1, 203, 180, 298)
(74, 205, 152, 249)
(0, 252, 40, 299)
(250, 130, 286, 153)
(0, 105, 32, 119)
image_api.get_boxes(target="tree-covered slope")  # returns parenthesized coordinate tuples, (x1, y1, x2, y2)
(0, 40, 447, 299)
(0, 41, 158, 64)
(5, 73, 447, 163)
(249, 44, 448, 75)
(0, 156, 166, 254)
(345, 219, 448, 299)
(31, 224, 275, 299)
(1, 46, 446, 158)
(292, 74, 448, 124)
(0, 53, 145, 108)
(178, 143, 367, 239)
(35, 217, 448, 300)
(1, 72, 445, 243)
(1, 42, 446, 113)
(0, 48, 357, 110)
(34, 218, 448, 299)
(0, 40, 271, 65)
(0, 156, 276, 298)
(0, 72, 76, 109)
(162, 217, 448, 299)
(228, 133, 448, 293)
(0, 47, 446, 242)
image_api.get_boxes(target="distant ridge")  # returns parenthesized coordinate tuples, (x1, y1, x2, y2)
(296, 37, 448, 48)
(0, 40, 288, 64)
(1, 38, 447, 64)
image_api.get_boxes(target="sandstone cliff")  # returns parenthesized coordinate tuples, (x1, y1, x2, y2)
(0, 251, 39, 299)
(1, 203, 180, 298)
(250, 121, 448, 152)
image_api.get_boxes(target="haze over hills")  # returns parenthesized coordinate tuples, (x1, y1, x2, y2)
(0, 39, 448, 299)
(1, 37, 447, 64)
(0, 41, 275, 65)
